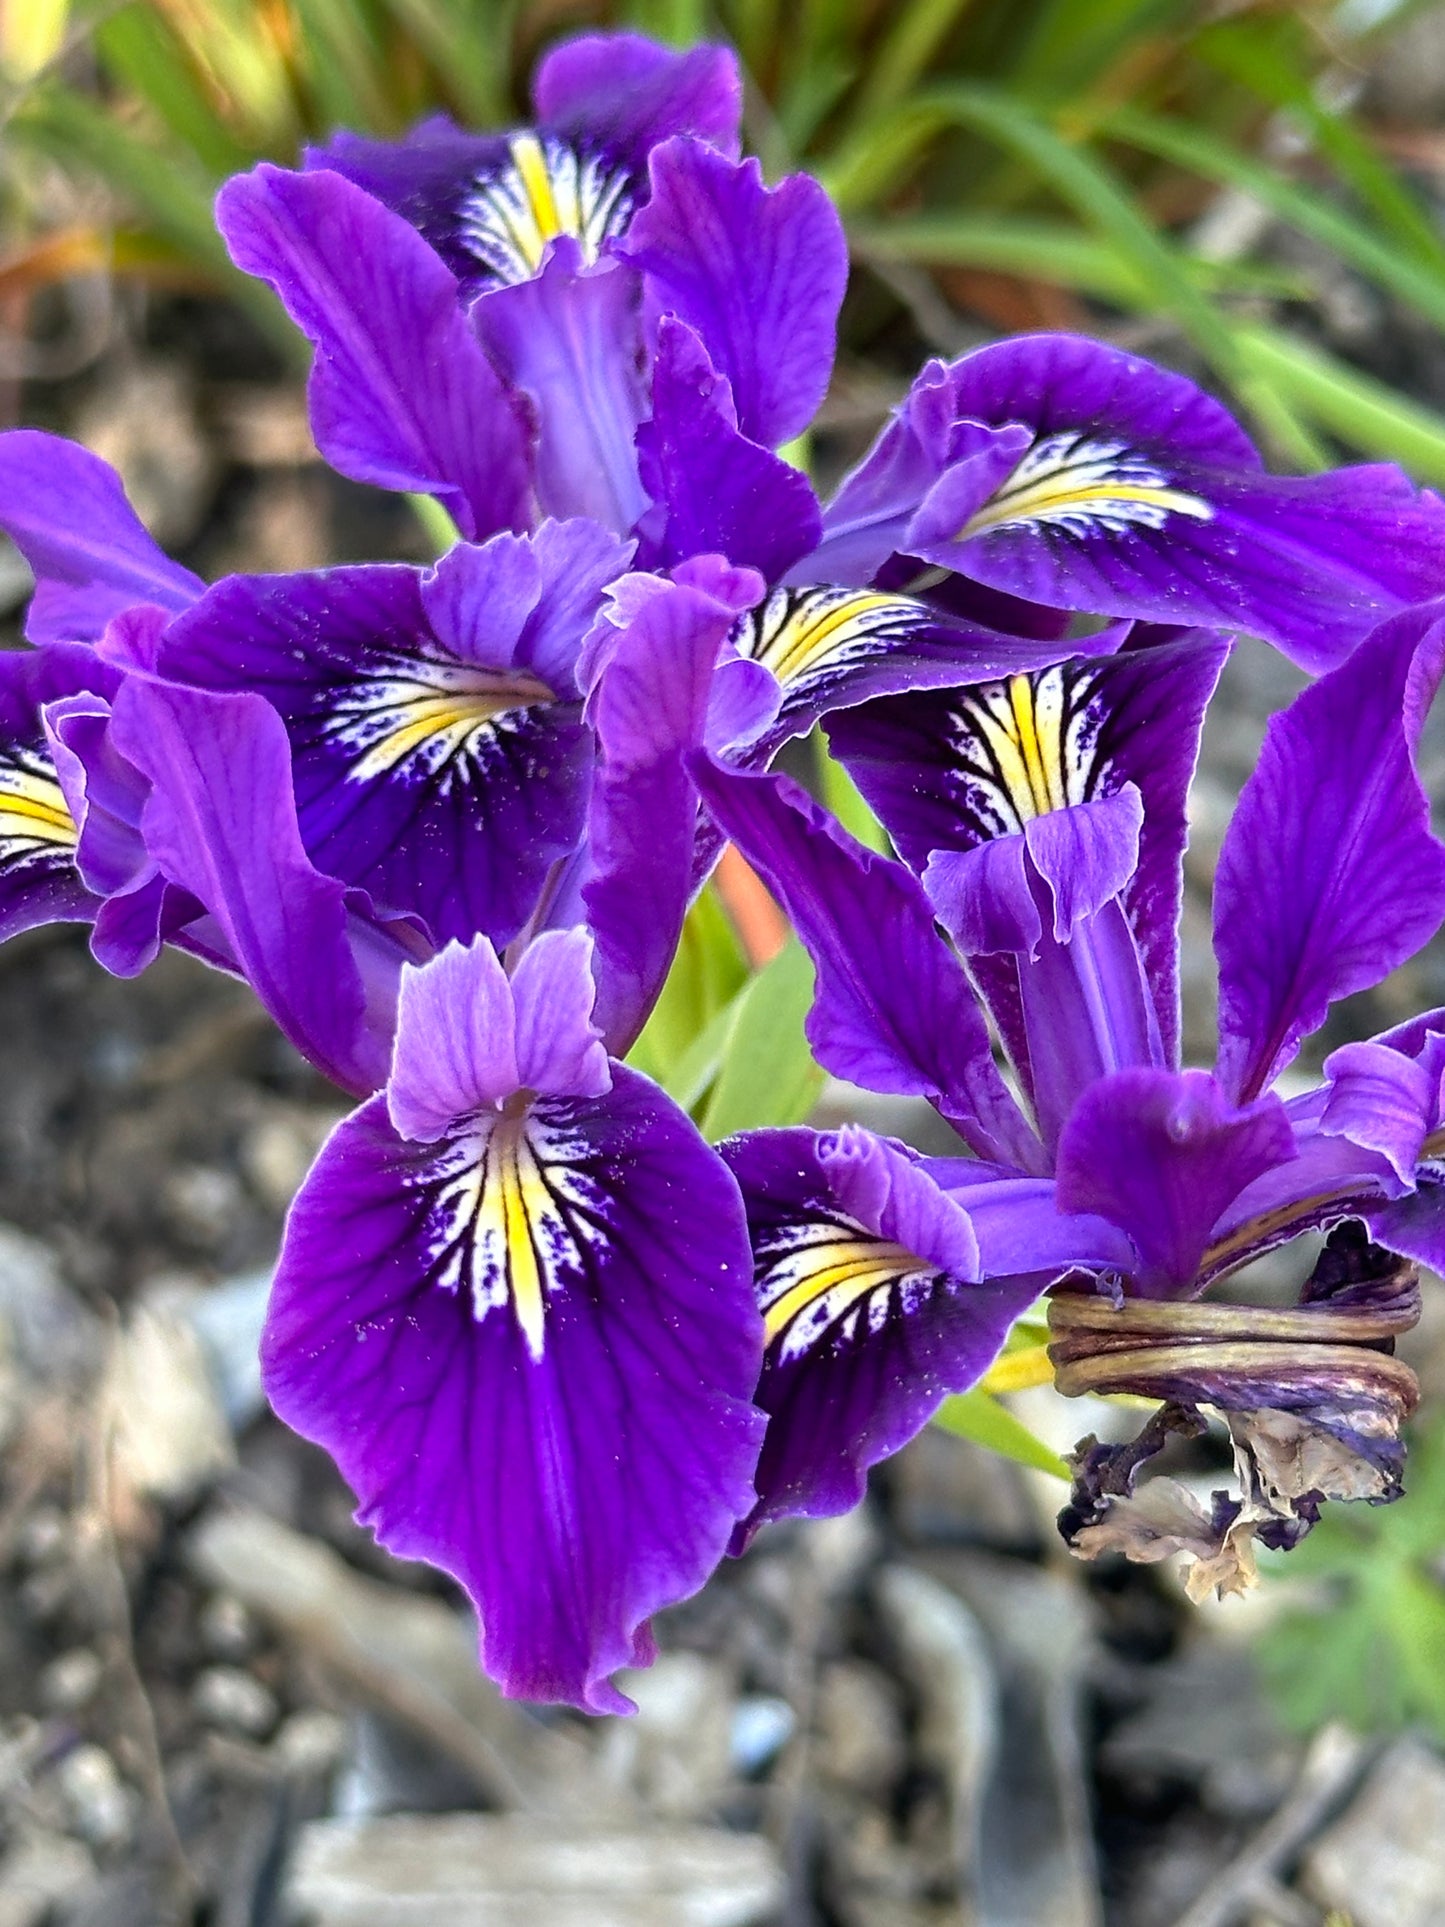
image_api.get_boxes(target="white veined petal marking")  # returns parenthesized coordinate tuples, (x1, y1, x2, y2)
(959, 431, 1213, 541)
(0, 747, 77, 871)
(950, 664, 1105, 839)
(457, 132, 637, 286)
(732, 587, 929, 691)
(417, 1111, 610, 1363)
(758, 1217, 938, 1365)
(321, 651, 555, 790)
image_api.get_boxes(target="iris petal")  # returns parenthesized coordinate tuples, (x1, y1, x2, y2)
(264, 1066, 762, 1713)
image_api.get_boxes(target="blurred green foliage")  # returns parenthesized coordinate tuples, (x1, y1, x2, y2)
(4, 1, 1445, 467)
(1260, 1409, 1445, 1742)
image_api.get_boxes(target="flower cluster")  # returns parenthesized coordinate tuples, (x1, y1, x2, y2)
(5, 31, 1445, 1710)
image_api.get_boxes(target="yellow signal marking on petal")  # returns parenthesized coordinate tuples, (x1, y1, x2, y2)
(333, 663, 555, 784)
(459, 134, 637, 285)
(765, 594, 898, 684)
(0, 764, 76, 854)
(509, 133, 564, 262)
(425, 1111, 608, 1361)
(955, 663, 1098, 834)
(959, 432, 1213, 541)
(761, 1232, 926, 1353)
(738, 587, 926, 690)
(1008, 674, 1055, 818)
(492, 1118, 548, 1362)
(347, 690, 530, 780)
(962, 479, 1213, 539)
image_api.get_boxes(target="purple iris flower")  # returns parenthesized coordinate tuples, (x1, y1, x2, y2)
(803, 333, 1445, 674)
(665, 329, 1445, 688)
(0, 434, 232, 972)
(106, 520, 634, 951)
(36, 564, 767, 1711)
(208, 30, 1445, 760)
(216, 31, 849, 543)
(697, 597, 1445, 1583)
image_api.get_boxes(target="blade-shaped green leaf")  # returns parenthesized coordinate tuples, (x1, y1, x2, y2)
(933, 1388, 1070, 1479)
(1105, 104, 1445, 338)
(9, 85, 301, 356)
(94, 6, 255, 176)
(625, 885, 750, 1090)
(1198, 15, 1445, 273)
(1236, 324, 1445, 483)
(377, 0, 516, 125)
(701, 937, 823, 1141)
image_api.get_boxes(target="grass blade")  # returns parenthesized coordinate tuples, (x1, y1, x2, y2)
(1105, 104, 1445, 338)
(933, 1387, 1070, 1480)
(701, 938, 824, 1141)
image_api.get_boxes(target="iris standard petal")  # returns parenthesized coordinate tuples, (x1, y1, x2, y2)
(1215, 602, 1445, 1105)
(723, 1127, 1039, 1540)
(533, 33, 742, 161)
(474, 243, 648, 532)
(694, 760, 1041, 1170)
(216, 165, 533, 541)
(310, 33, 739, 300)
(832, 633, 1229, 1064)
(563, 569, 746, 1054)
(304, 119, 511, 286)
(0, 431, 203, 645)
(635, 318, 823, 581)
(264, 1053, 762, 1713)
(925, 793, 1164, 1153)
(387, 932, 611, 1139)
(623, 139, 847, 450)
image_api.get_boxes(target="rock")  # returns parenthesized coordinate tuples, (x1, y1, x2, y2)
(102, 1306, 234, 1507)
(185, 1506, 605, 1817)
(37, 1649, 104, 1715)
(0, 1226, 99, 1386)
(152, 1269, 271, 1431)
(239, 1109, 338, 1212)
(215, 383, 318, 467)
(0, 1826, 93, 1927)
(55, 1745, 134, 1849)
(1100, 1643, 1298, 1820)
(162, 1164, 243, 1248)
(273, 1709, 349, 1781)
(334, 1710, 490, 1819)
(53, 1866, 190, 1927)
(192, 1666, 279, 1739)
(197, 1593, 258, 1661)
(74, 362, 214, 548)
(886, 1421, 1039, 1550)
(0, 542, 33, 621)
(875, 1565, 997, 1878)
(284, 1815, 784, 1926)
(1300, 1735, 1445, 1927)
(814, 1662, 906, 1799)
(599, 1655, 734, 1818)
(923, 1552, 1104, 1927)
(728, 1697, 794, 1778)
